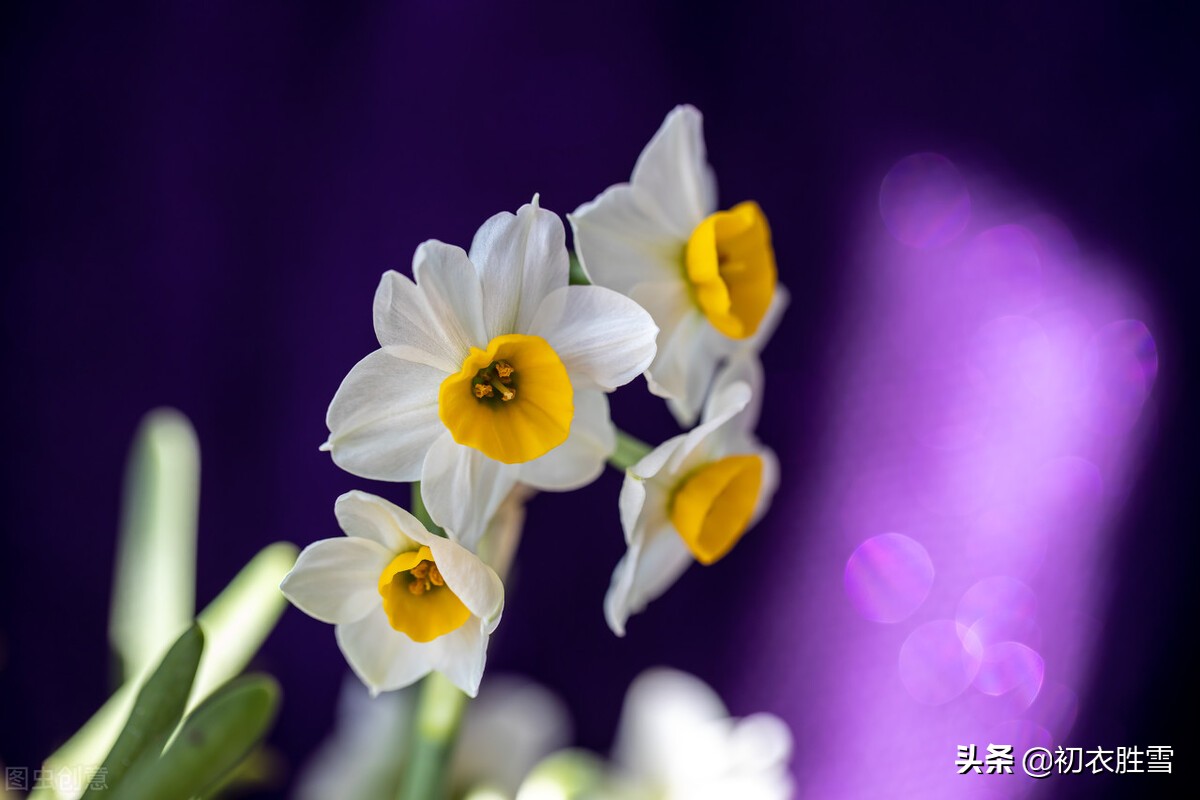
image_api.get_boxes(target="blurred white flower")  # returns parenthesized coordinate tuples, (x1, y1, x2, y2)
(323, 197, 657, 547)
(611, 668, 793, 800)
(570, 105, 787, 426)
(605, 357, 778, 635)
(295, 673, 571, 800)
(281, 491, 504, 697)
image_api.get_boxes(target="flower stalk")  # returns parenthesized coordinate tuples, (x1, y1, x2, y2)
(396, 482, 469, 800)
(609, 429, 653, 471)
(396, 671, 469, 800)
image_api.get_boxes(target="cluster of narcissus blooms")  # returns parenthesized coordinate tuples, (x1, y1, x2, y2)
(281, 105, 785, 698)
(295, 669, 793, 800)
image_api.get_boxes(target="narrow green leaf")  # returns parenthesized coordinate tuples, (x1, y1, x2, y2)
(110, 409, 200, 683)
(81, 625, 204, 799)
(35, 543, 297, 800)
(191, 541, 296, 709)
(117, 674, 281, 800)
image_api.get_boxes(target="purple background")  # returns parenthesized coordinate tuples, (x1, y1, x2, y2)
(2, 2, 1195, 797)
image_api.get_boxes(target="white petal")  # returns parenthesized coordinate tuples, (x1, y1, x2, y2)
(568, 184, 683, 294)
(293, 676, 412, 800)
(420, 433, 519, 550)
(336, 610, 434, 696)
(752, 446, 780, 526)
(430, 622, 490, 697)
(618, 434, 685, 542)
(705, 354, 765, 433)
(617, 474, 648, 552)
(454, 676, 572, 795)
(604, 523, 692, 636)
(325, 350, 446, 482)
(372, 250, 482, 372)
(667, 380, 753, 475)
(529, 286, 658, 392)
(627, 433, 686, 484)
(519, 390, 615, 491)
(469, 196, 568, 339)
(425, 535, 505, 629)
(614, 668, 728, 782)
(637, 285, 718, 427)
(280, 537, 391, 625)
(334, 490, 422, 553)
(630, 105, 717, 239)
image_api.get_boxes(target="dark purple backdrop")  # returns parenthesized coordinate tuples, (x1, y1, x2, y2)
(2, 3, 1196, 798)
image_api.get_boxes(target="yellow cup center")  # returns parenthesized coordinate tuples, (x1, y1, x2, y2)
(377, 545, 471, 643)
(684, 201, 777, 339)
(670, 454, 764, 565)
(439, 333, 574, 464)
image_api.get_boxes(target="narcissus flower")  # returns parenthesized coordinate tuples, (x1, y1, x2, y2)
(296, 673, 569, 800)
(570, 105, 787, 426)
(610, 668, 793, 800)
(605, 357, 778, 635)
(281, 491, 504, 697)
(324, 197, 657, 547)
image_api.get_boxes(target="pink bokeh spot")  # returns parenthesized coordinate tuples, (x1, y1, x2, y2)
(844, 533, 936, 623)
(744, 151, 1158, 798)
(899, 620, 984, 705)
(879, 153, 971, 248)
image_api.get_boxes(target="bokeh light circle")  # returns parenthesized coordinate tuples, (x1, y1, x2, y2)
(844, 533, 936, 623)
(899, 620, 983, 705)
(957, 577, 1040, 648)
(1079, 319, 1158, 433)
(973, 641, 1045, 714)
(959, 225, 1043, 317)
(906, 361, 992, 451)
(879, 153, 971, 248)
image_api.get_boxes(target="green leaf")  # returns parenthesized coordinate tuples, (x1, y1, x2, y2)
(35, 543, 297, 800)
(110, 409, 200, 684)
(116, 674, 281, 800)
(81, 625, 204, 799)
(191, 541, 297, 709)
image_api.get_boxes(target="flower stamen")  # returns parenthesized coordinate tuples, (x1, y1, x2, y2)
(472, 360, 518, 403)
(378, 546, 471, 641)
(406, 558, 445, 595)
(489, 377, 516, 401)
(439, 333, 573, 464)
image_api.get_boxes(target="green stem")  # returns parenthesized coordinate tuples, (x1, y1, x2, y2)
(568, 250, 591, 285)
(397, 672, 469, 800)
(609, 429, 653, 471)
(410, 481, 446, 538)
(396, 483, 466, 800)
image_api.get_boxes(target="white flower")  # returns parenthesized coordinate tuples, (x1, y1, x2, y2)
(295, 673, 571, 800)
(281, 491, 505, 697)
(569, 105, 787, 426)
(324, 197, 658, 547)
(605, 357, 779, 635)
(611, 668, 793, 800)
